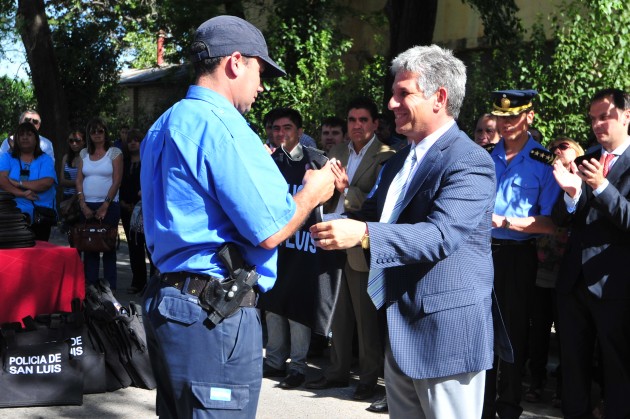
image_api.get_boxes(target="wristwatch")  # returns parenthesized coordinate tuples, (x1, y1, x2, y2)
(361, 223, 370, 249)
(502, 217, 512, 230)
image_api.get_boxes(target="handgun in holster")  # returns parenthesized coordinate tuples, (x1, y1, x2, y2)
(198, 243, 259, 326)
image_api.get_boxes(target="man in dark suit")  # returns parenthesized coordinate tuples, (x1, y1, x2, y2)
(305, 97, 393, 401)
(310, 45, 497, 417)
(552, 88, 630, 418)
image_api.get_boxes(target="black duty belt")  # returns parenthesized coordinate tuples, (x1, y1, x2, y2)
(491, 238, 537, 247)
(160, 272, 257, 307)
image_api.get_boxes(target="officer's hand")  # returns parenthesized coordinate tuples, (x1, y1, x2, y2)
(303, 161, 335, 205)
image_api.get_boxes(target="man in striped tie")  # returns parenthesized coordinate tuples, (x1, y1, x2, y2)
(310, 44, 498, 418)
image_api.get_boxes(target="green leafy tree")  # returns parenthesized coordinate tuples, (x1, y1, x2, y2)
(525, 0, 630, 144)
(249, 0, 353, 140)
(0, 75, 35, 139)
(460, 0, 630, 146)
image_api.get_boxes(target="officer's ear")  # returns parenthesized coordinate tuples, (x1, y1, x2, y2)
(526, 110, 535, 126)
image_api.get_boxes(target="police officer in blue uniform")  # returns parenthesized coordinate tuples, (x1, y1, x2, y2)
(139, 16, 335, 418)
(481, 90, 561, 419)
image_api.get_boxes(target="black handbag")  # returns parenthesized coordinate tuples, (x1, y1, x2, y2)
(32, 203, 57, 226)
(71, 221, 118, 252)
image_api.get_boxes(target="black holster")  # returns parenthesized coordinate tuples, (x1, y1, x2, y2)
(198, 243, 259, 326)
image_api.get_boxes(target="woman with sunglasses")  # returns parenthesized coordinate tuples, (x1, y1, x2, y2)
(119, 128, 154, 294)
(59, 130, 85, 201)
(526, 136, 584, 406)
(0, 122, 57, 241)
(549, 137, 585, 169)
(75, 117, 123, 290)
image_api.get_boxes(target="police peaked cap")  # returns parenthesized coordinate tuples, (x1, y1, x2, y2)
(491, 89, 538, 116)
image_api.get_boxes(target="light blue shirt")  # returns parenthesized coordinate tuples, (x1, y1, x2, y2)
(491, 136, 561, 240)
(140, 85, 296, 291)
(0, 152, 57, 221)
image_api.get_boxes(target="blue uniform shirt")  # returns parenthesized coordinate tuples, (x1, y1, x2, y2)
(140, 85, 296, 291)
(0, 152, 57, 221)
(491, 136, 560, 240)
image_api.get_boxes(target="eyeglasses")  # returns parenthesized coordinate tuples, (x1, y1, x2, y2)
(90, 128, 105, 135)
(128, 138, 142, 143)
(68, 138, 83, 144)
(24, 117, 40, 125)
(549, 143, 571, 153)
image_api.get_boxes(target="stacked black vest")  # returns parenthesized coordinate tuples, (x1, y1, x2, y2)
(0, 191, 35, 248)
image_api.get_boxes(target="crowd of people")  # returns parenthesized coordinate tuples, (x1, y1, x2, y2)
(1, 13, 629, 419)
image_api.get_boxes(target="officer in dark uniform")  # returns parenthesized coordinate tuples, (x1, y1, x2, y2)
(481, 90, 561, 419)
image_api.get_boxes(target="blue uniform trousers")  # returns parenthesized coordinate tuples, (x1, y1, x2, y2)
(143, 274, 262, 418)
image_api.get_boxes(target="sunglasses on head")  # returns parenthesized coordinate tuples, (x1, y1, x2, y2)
(68, 137, 83, 144)
(550, 143, 571, 153)
(90, 128, 105, 135)
(24, 117, 40, 125)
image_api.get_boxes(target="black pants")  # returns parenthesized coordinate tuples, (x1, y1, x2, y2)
(557, 277, 630, 419)
(120, 207, 152, 290)
(483, 241, 537, 419)
(527, 285, 556, 388)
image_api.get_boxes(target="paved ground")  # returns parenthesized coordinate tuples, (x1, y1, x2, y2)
(0, 227, 564, 418)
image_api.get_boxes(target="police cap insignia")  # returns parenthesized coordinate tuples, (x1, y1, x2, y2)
(491, 89, 538, 116)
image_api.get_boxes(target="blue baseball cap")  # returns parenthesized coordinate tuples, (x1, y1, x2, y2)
(190, 15, 286, 78)
(491, 89, 538, 116)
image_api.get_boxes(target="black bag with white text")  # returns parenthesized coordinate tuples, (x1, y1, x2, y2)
(0, 323, 83, 407)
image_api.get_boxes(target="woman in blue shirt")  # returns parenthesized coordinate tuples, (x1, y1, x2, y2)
(0, 122, 57, 241)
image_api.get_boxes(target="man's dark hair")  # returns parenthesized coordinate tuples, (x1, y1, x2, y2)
(590, 88, 630, 111)
(190, 41, 224, 79)
(321, 116, 347, 135)
(12, 122, 43, 159)
(263, 108, 283, 127)
(271, 107, 303, 129)
(346, 96, 379, 121)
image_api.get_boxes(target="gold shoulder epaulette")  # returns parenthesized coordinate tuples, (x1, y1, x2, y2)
(483, 143, 496, 154)
(529, 148, 555, 165)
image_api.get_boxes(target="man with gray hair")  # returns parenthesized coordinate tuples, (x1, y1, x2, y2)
(310, 44, 497, 417)
(0, 110, 55, 161)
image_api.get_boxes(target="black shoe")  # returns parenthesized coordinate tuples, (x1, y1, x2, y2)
(524, 386, 542, 403)
(366, 395, 388, 413)
(353, 382, 377, 400)
(304, 375, 349, 389)
(278, 370, 305, 389)
(262, 363, 285, 378)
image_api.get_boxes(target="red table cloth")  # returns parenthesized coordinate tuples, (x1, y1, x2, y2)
(0, 241, 85, 325)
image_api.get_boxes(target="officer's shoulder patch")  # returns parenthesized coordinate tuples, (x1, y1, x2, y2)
(483, 143, 496, 154)
(529, 148, 555, 165)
